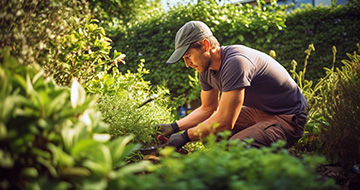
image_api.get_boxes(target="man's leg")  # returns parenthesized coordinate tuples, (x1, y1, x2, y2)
(230, 107, 305, 148)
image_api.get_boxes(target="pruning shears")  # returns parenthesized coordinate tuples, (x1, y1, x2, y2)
(139, 135, 188, 154)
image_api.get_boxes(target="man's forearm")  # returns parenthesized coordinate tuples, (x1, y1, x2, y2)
(176, 106, 216, 131)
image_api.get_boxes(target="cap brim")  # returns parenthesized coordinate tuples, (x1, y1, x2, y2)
(166, 45, 190, 64)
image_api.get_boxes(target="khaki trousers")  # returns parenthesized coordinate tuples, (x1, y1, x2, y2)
(230, 106, 307, 148)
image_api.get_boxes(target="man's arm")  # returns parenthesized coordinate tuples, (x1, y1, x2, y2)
(176, 88, 219, 130)
(187, 87, 245, 141)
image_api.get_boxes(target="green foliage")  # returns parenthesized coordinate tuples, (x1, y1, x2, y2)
(289, 44, 360, 170)
(289, 44, 326, 151)
(125, 132, 338, 190)
(187, 70, 201, 103)
(0, 0, 85, 63)
(274, 0, 360, 80)
(111, 0, 288, 98)
(110, 0, 360, 105)
(88, 0, 162, 25)
(317, 50, 360, 169)
(0, 48, 149, 189)
(86, 62, 175, 147)
(0, 0, 113, 86)
(45, 18, 112, 86)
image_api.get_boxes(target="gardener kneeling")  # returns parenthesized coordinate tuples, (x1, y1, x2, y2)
(159, 21, 308, 149)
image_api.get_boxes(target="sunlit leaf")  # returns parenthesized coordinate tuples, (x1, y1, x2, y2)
(70, 79, 85, 108)
(93, 133, 110, 143)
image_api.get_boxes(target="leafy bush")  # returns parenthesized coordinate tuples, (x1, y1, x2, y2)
(0, 48, 149, 189)
(0, 0, 113, 86)
(86, 61, 175, 147)
(44, 17, 112, 86)
(125, 132, 338, 190)
(316, 50, 360, 170)
(289, 44, 360, 170)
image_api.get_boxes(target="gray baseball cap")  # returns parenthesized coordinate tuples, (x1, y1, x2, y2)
(166, 21, 213, 64)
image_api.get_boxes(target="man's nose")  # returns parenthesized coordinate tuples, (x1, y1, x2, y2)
(184, 58, 191, 68)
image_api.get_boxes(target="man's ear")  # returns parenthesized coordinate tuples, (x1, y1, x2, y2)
(202, 39, 210, 51)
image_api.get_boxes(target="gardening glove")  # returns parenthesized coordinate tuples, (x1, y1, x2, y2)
(166, 130, 190, 149)
(158, 122, 180, 137)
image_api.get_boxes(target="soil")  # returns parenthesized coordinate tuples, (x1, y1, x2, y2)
(318, 165, 360, 190)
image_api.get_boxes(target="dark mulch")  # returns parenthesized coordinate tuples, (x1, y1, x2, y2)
(318, 165, 360, 190)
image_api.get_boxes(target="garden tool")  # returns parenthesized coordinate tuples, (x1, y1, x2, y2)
(139, 135, 188, 154)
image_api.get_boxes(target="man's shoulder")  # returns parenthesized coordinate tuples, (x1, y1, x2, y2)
(221, 45, 253, 60)
(221, 45, 245, 52)
(221, 45, 255, 68)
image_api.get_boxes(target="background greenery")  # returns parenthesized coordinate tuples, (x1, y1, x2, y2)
(111, 0, 360, 100)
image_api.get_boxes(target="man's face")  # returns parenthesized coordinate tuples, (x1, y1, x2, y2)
(182, 47, 210, 73)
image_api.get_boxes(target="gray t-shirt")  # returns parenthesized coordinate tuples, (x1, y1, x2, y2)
(199, 45, 307, 117)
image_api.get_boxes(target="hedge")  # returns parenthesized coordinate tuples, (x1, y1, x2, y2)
(274, 1, 360, 80)
(110, 0, 360, 100)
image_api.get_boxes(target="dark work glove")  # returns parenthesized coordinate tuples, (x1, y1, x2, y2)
(166, 130, 190, 149)
(158, 122, 180, 137)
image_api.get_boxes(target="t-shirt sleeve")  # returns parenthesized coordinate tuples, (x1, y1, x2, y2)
(199, 72, 213, 91)
(221, 55, 256, 92)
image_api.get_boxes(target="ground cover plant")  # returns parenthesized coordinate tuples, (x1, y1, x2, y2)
(122, 132, 338, 190)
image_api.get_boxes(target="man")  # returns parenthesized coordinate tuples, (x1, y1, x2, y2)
(160, 21, 308, 149)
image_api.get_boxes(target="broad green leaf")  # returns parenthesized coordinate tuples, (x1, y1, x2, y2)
(81, 178, 107, 190)
(109, 160, 151, 180)
(47, 143, 74, 167)
(82, 160, 106, 177)
(71, 139, 98, 156)
(93, 133, 110, 143)
(21, 167, 38, 178)
(47, 91, 68, 115)
(32, 70, 44, 86)
(1, 95, 26, 122)
(0, 122, 7, 139)
(26, 73, 34, 95)
(109, 135, 133, 163)
(70, 79, 85, 108)
(59, 167, 91, 178)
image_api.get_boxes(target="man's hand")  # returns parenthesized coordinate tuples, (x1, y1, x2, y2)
(166, 131, 190, 149)
(158, 122, 180, 137)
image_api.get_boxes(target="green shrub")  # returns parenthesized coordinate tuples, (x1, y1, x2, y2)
(0, 47, 149, 189)
(44, 17, 112, 86)
(289, 44, 360, 170)
(125, 132, 339, 190)
(86, 61, 175, 147)
(317, 50, 360, 170)
(0, 0, 113, 86)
